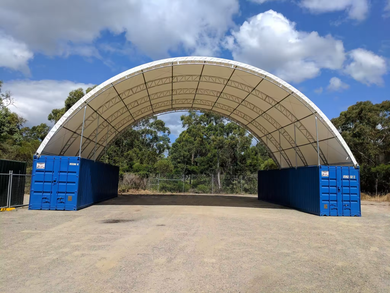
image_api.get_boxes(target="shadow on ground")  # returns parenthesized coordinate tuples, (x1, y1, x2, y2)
(98, 194, 289, 210)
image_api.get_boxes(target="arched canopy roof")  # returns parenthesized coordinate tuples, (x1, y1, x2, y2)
(37, 57, 358, 168)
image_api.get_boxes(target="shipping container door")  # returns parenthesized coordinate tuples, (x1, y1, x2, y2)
(62, 157, 79, 211)
(30, 157, 55, 210)
(342, 167, 360, 216)
(320, 166, 330, 216)
(350, 167, 360, 216)
(54, 157, 69, 210)
(49, 158, 61, 210)
(336, 167, 343, 216)
(329, 167, 340, 216)
(341, 167, 351, 216)
(319, 166, 340, 216)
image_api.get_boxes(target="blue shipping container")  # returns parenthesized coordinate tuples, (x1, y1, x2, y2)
(258, 166, 361, 217)
(29, 156, 119, 211)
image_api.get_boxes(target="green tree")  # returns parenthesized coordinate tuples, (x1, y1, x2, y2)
(48, 86, 96, 123)
(0, 81, 13, 108)
(0, 82, 26, 145)
(261, 158, 278, 170)
(21, 123, 50, 141)
(332, 100, 390, 194)
(155, 159, 174, 175)
(169, 111, 273, 189)
(332, 101, 390, 165)
(0, 81, 44, 167)
(102, 116, 171, 176)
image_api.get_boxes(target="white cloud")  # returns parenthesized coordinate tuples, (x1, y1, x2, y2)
(327, 77, 349, 92)
(314, 87, 323, 94)
(158, 112, 186, 137)
(300, 0, 369, 20)
(0, 0, 239, 59)
(250, 0, 369, 20)
(0, 31, 33, 74)
(249, 0, 279, 3)
(58, 44, 101, 59)
(225, 10, 345, 83)
(3, 80, 93, 126)
(384, 0, 390, 17)
(344, 49, 388, 86)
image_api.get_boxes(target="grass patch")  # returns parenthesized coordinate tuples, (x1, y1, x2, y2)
(361, 193, 390, 202)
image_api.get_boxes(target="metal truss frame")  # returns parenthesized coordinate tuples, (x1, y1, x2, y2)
(37, 57, 357, 167)
(59, 75, 325, 165)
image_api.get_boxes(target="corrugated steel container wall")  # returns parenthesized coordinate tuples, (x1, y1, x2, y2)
(0, 159, 27, 207)
(258, 166, 361, 217)
(77, 159, 120, 209)
(29, 156, 119, 211)
(319, 166, 361, 216)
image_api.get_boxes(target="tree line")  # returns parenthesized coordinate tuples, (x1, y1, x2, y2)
(331, 101, 390, 195)
(0, 81, 388, 195)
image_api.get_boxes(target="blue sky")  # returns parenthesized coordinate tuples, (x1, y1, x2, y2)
(0, 0, 389, 141)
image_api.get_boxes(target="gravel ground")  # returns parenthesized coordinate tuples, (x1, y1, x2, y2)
(1, 194, 389, 293)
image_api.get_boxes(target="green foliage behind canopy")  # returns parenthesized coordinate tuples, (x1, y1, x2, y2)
(332, 100, 390, 194)
(169, 111, 273, 177)
(0, 82, 49, 168)
(101, 116, 171, 176)
(48, 86, 96, 123)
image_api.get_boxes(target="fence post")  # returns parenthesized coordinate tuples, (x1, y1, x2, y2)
(211, 174, 214, 194)
(7, 170, 13, 208)
(182, 174, 185, 193)
(157, 174, 160, 193)
(240, 175, 243, 194)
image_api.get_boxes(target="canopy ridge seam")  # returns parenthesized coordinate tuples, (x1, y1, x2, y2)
(112, 83, 135, 121)
(277, 136, 334, 153)
(245, 92, 293, 126)
(60, 126, 105, 149)
(191, 62, 205, 108)
(211, 67, 236, 111)
(171, 63, 173, 109)
(141, 70, 154, 114)
(59, 102, 120, 156)
(87, 104, 119, 133)
(228, 78, 264, 117)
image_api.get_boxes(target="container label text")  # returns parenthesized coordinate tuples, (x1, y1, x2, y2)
(321, 171, 329, 177)
(36, 163, 45, 169)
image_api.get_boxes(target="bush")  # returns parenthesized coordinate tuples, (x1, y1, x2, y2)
(154, 159, 173, 175)
(177, 181, 191, 193)
(361, 164, 390, 195)
(196, 184, 209, 193)
(119, 173, 147, 192)
(154, 180, 191, 193)
(261, 158, 277, 170)
(159, 181, 180, 193)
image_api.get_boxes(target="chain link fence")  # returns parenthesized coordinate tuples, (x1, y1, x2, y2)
(1, 172, 257, 209)
(142, 174, 258, 194)
(0, 172, 30, 208)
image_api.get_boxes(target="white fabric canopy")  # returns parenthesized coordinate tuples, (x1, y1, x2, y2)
(37, 57, 358, 168)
